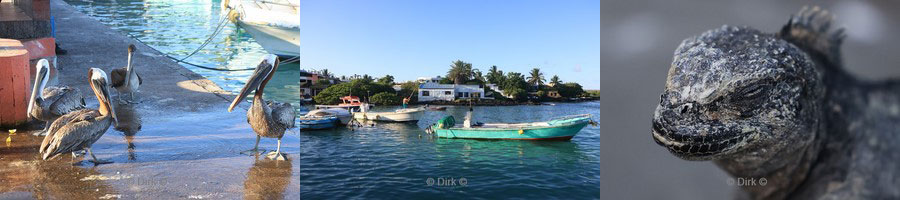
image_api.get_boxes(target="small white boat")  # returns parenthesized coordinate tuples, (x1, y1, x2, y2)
(307, 108, 352, 124)
(352, 103, 425, 122)
(223, 0, 300, 57)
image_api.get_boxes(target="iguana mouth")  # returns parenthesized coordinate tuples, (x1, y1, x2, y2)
(651, 121, 753, 160)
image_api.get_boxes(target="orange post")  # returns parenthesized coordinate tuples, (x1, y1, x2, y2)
(0, 38, 30, 127)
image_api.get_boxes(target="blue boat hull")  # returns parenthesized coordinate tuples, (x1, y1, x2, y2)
(298, 117, 339, 130)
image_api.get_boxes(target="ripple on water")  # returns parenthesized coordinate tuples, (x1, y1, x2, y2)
(299, 102, 601, 199)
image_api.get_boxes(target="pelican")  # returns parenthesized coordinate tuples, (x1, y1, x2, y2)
(228, 54, 295, 160)
(40, 68, 118, 164)
(27, 59, 86, 136)
(110, 44, 142, 103)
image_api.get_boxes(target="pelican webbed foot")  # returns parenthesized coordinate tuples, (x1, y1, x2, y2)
(266, 151, 288, 161)
(33, 122, 51, 136)
(240, 148, 267, 156)
(85, 148, 112, 165)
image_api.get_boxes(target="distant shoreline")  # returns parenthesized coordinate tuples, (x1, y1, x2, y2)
(412, 97, 600, 106)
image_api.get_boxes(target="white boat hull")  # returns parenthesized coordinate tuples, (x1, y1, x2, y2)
(224, 0, 300, 57)
(353, 108, 425, 122)
(237, 21, 300, 57)
(307, 108, 352, 124)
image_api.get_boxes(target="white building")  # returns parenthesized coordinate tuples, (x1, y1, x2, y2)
(418, 82, 494, 102)
(417, 76, 443, 83)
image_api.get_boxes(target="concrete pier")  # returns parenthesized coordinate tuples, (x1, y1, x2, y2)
(50, 0, 234, 114)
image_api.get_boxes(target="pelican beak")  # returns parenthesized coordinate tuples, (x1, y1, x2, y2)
(27, 60, 50, 118)
(228, 55, 277, 112)
(89, 68, 118, 124)
(104, 82, 118, 125)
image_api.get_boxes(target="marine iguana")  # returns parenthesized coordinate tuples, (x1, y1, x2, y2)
(650, 6, 900, 199)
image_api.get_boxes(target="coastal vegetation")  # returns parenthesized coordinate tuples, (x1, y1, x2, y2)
(313, 79, 394, 105)
(311, 60, 595, 105)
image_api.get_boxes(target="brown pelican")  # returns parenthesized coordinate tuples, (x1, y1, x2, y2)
(110, 44, 142, 103)
(40, 68, 118, 164)
(27, 59, 86, 136)
(228, 54, 295, 161)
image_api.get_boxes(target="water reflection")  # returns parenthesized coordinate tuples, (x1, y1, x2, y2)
(433, 139, 585, 165)
(243, 156, 293, 200)
(31, 161, 118, 199)
(113, 102, 142, 161)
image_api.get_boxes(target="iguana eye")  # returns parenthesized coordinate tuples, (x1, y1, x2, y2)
(728, 81, 773, 115)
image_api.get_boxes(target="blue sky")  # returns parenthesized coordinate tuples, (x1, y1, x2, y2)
(300, 0, 599, 89)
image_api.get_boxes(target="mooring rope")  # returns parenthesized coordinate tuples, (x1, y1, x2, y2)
(129, 6, 301, 72)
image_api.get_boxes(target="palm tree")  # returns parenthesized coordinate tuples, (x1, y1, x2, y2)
(486, 65, 503, 84)
(320, 69, 331, 78)
(527, 68, 545, 89)
(550, 75, 561, 87)
(472, 69, 485, 84)
(447, 60, 473, 84)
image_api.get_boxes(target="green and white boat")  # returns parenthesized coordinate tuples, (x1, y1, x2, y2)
(428, 114, 595, 140)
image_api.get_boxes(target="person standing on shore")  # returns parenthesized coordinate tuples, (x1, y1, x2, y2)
(463, 105, 474, 128)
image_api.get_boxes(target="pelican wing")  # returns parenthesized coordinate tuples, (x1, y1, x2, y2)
(109, 67, 127, 88)
(268, 101, 296, 129)
(45, 86, 86, 116)
(40, 109, 89, 154)
(40, 110, 107, 160)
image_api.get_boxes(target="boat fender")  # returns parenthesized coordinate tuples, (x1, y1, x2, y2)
(518, 130, 524, 134)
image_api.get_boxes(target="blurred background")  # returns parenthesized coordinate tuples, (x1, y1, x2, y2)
(600, 0, 900, 199)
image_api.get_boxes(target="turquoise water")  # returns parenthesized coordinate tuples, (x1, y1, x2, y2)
(299, 102, 601, 198)
(63, 0, 301, 114)
(61, 1, 601, 198)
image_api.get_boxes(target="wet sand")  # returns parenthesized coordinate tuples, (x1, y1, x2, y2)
(601, 1, 900, 199)
(1, 0, 299, 198)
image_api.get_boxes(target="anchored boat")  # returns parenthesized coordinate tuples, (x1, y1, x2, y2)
(352, 103, 425, 122)
(297, 109, 347, 130)
(297, 115, 338, 130)
(309, 108, 352, 124)
(223, 0, 300, 57)
(428, 114, 595, 140)
(314, 96, 373, 112)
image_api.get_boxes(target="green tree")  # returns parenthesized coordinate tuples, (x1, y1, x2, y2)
(377, 75, 395, 85)
(557, 82, 585, 98)
(503, 88, 527, 101)
(319, 69, 331, 78)
(485, 65, 504, 84)
(471, 69, 485, 84)
(370, 92, 402, 105)
(361, 74, 374, 83)
(314, 79, 396, 104)
(501, 72, 528, 93)
(527, 68, 545, 89)
(398, 81, 420, 102)
(447, 60, 473, 84)
(549, 75, 561, 87)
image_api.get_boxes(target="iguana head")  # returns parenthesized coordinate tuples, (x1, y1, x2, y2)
(651, 25, 823, 165)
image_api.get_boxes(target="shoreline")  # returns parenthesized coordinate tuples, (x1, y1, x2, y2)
(410, 98, 600, 106)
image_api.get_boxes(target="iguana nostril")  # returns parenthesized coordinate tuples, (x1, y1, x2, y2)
(679, 103, 693, 114)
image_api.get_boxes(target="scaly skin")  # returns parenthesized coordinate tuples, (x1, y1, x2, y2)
(650, 6, 900, 199)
